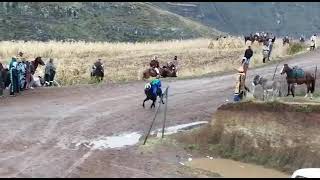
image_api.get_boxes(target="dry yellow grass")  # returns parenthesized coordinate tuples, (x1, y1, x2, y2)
(0, 37, 306, 86)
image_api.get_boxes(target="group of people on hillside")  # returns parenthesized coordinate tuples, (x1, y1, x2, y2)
(0, 52, 57, 97)
(234, 33, 318, 102)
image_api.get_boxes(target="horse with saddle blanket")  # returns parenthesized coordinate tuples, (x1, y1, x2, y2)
(143, 78, 164, 109)
(280, 64, 317, 98)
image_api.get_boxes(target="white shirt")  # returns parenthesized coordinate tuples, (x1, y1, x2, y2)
(311, 35, 316, 42)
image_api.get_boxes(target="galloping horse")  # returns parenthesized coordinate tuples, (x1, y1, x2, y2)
(280, 64, 316, 98)
(143, 82, 164, 109)
(142, 68, 164, 109)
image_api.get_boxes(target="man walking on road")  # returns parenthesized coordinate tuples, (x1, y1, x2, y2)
(310, 34, 317, 50)
(242, 45, 253, 74)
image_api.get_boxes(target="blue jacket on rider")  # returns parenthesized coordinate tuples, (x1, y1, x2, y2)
(150, 79, 161, 96)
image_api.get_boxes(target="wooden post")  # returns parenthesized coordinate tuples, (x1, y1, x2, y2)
(143, 98, 162, 145)
(161, 86, 169, 138)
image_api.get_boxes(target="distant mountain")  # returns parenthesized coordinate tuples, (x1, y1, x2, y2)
(151, 2, 320, 38)
(1, 2, 319, 42)
(0, 2, 222, 42)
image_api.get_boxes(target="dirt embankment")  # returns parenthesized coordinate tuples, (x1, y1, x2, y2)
(176, 101, 320, 174)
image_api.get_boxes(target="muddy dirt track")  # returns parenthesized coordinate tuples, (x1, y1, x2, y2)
(0, 49, 320, 177)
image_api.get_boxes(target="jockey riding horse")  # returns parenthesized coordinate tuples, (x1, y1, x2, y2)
(91, 59, 104, 82)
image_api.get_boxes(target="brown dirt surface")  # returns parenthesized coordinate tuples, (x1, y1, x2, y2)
(0, 49, 320, 177)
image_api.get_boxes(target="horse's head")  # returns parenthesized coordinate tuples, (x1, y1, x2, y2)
(253, 75, 261, 86)
(35, 57, 45, 66)
(280, 64, 290, 75)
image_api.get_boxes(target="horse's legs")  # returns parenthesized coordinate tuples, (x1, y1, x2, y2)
(291, 84, 295, 97)
(305, 84, 309, 98)
(151, 100, 156, 109)
(143, 97, 148, 108)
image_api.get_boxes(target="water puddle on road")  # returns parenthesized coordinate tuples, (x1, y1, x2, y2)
(185, 158, 289, 178)
(75, 121, 208, 150)
(76, 132, 142, 150)
(151, 121, 208, 137)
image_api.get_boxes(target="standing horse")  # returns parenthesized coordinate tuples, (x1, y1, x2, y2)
(30, 57, 45, 75)
(4, 57, 45, 89)
(283, 37, 290, 46)
(161, 63, 177, 78)
(245, 35, 255, 44)
(91, 62, 104, 82)
(142, 68, 158, 81)
(280, 64, 316, 98)
(252, 75, 282, 101)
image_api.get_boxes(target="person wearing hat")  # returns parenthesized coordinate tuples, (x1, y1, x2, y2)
(262, 42, 270, 63)
(234, 66, 246, 102)
(244, 45, 253, 64)
(44, 58, 56, 86)
(0, 62, 4, 97)
(91, 58, 104, 82)
(17, 57, 27, 91)
(242, 45, 253, 75)
(9, 56, 19, 96)
(267, 38, 273, 60)
(310, 34, 317, 50)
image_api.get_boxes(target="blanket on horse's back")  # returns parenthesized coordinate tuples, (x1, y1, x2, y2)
(289, 66, 305, 79)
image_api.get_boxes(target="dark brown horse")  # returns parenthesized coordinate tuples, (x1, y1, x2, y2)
(142, 68, 158, 81)
(280, 64, 316, 98)
(245, 35, 255, 44)
(161, 63, 177, 78)
(31, 57, 45, 75)
(283, 36, 290, 46)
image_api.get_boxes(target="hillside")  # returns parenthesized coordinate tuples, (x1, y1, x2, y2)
(151, 2, 320, 37)
(0, 2, 222, 42)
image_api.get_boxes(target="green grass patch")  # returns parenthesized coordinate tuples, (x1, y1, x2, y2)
(288, 43, 306, 55)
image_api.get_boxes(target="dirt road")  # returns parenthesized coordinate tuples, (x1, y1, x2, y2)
(0, 49, 319, 177)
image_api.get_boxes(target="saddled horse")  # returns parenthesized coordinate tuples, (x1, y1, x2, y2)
(283, 37, 290, 46)
(257, 36, 268, 45)
(245, 35, 255, 44)
(161, 63, 177, 78)
(142, 67, 158, 81)
(143, 83, 164, 109)
(280, 64, 316, 98)
(91, 63, 104, 82)
(145, 59, 177, 78)
(142, 68, 164, 108)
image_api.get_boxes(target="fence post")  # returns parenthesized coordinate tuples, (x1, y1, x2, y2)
(143, 92, 163, 145)
(161, 86, 169, 138)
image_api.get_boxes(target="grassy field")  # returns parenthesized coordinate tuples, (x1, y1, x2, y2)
(0, 37, 308, 86)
